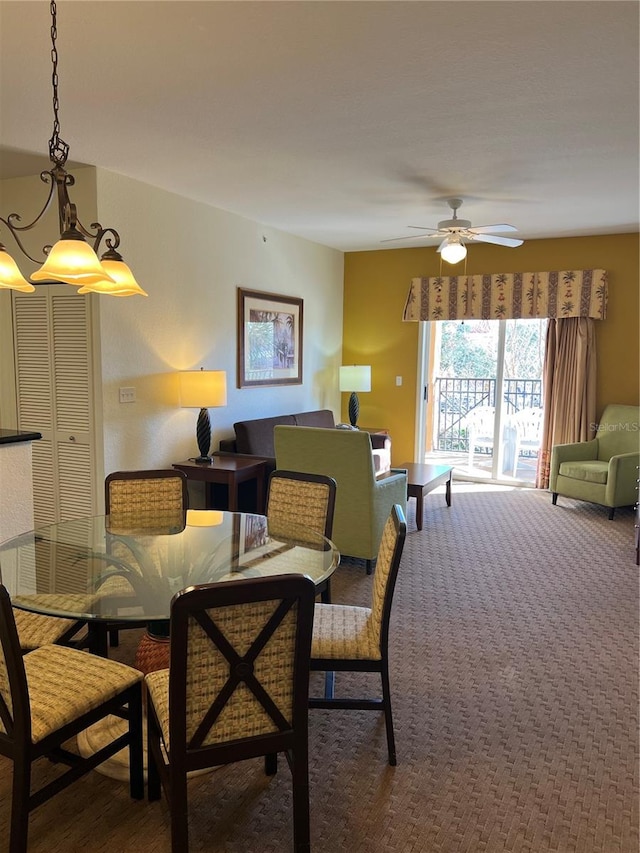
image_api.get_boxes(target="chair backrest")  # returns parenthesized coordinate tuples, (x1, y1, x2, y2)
(465, 406, 496, 442)
(0, 585, 31, 743)
(266, 470, 337, 543)
(168, 574, 315, 765)
(369, 505, 407, 653)
(513, 406, 544, 444)
(105, 469, 188, 531)
(596, 404, 640, 461)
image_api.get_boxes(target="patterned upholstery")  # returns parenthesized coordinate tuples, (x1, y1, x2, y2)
(14, 610, 81, 652)
(309, 505, 407, 765)
(102, 469, 189, 647)
(147, 600, 298, 749)
(266, 470, 336, 603)
(0, 584, 144, 852)
(145, 575, 316, 853)
(267, 475, 333, 542)
(311, 604, 378, 659)
(107, 473, 187, 532)
(12, 593, 96, 652)
(5, 645, 142, 742)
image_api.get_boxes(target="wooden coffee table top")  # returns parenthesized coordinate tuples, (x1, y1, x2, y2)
(399, 462, 453, 487)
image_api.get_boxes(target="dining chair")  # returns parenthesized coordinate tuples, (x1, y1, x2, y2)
(145, 574, 316, 853)
(266, 469, 337, 603)
(0, 584, 144, 853)
(309, 504, 407, 765)
(101, 468, 189, 649)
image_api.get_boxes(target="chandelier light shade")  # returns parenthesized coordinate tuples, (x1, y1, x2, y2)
(0, 246, 35, 292)
(179, 369, 228, 463)
(339, 364, 372, 427)
(0, 1, 146, 297)
(440, 237, 468, 264)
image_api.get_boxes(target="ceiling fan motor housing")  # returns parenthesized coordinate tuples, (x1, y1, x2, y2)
(438, 218, 472, 231)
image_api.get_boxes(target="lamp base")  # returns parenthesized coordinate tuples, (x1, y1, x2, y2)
(195, 407, 212, 461)
(190, 455, 213, 464)
(348, 392, 360, 427)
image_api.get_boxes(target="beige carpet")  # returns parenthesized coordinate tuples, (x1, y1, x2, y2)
(1, 485, 637, 852)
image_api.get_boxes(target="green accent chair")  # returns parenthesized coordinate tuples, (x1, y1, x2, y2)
(274, 425, 407, 573)
(550, 404, 640, 519)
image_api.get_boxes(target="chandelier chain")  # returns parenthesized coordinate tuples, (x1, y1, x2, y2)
(48, 0, 69, 167)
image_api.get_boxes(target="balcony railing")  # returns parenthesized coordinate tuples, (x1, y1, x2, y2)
(433, 377, 542, 452)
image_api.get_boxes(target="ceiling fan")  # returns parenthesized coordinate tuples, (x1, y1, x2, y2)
(382, 198, 524, 263)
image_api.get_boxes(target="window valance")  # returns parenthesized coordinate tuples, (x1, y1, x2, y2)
(403, 270, 608, 322)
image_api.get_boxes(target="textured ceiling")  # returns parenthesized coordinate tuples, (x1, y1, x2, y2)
(1, 1, 638, 252)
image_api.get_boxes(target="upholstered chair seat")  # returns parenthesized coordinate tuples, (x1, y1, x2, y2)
(311, 604, 380, 660)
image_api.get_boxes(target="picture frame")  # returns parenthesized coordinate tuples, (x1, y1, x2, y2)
(237, 287, 303, 388)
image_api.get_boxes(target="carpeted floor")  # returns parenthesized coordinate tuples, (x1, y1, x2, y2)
(1, 485, 638, 852)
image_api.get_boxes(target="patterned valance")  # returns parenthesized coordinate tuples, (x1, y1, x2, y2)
(403, 270, 608, 322)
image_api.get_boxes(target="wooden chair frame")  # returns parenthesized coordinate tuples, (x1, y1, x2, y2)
(0, 586, 144, 853)
(309, 505, 407, 765)
(97, 468, 189, 652)
(146, 574, 316, 852)
(266, 469, 337, 603)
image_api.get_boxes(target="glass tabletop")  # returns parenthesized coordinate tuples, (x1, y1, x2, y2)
(0, 510, 339, 622)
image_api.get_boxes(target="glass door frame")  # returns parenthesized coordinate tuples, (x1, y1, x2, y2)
(416, 319, 542, 485)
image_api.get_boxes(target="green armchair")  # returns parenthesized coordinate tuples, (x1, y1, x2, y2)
(274, 426, 407, 573)
(550, 404, 640, 518)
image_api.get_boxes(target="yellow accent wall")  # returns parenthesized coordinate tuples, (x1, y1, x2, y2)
(343, 234, 639, 464)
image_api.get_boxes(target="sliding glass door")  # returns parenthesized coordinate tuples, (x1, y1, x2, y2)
(421, 318, 547, 484)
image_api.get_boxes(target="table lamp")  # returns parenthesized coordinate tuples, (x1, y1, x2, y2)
(339, 365, 371, 427)
(179, 369, 227, 463)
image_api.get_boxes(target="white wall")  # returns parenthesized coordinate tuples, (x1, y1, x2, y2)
(94, 169, 344, 475)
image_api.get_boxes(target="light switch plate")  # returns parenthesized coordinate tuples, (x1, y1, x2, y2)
(119, 387, 136, 403)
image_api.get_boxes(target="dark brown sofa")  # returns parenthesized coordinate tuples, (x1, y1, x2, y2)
(214, 409, 390, 512)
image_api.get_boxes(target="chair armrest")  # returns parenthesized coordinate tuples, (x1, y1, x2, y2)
(549, 438, 598, 491)
(369, 434, 391, 451)
(606, 451, 640, 506)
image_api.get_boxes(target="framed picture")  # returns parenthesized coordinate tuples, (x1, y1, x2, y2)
(237, 288, 303, 388)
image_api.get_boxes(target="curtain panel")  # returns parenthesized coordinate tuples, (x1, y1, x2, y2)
(403, 270, 608, 322)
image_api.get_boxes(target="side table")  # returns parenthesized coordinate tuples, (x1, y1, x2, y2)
(399, 462, 453, 531)
(172, 457, 267, 513)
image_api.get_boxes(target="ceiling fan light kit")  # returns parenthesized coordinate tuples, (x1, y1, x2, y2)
(383, 197, 524, 264)
(439, 235, 467, 264)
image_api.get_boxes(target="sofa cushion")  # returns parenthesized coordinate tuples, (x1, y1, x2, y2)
(294, 409, 335, 429)
(234, 415, 296, 456)
(559, 460, 609, 485)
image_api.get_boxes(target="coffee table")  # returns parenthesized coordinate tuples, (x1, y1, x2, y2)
(399, 462, 453, 530)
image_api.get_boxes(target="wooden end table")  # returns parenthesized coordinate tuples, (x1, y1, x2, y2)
(173, 457, 267, 513)
(399, 462, 453, 531)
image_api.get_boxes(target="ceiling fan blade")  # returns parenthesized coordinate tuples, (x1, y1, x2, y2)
(470, 233, 524, 248)
(468, 224, 518, 234)
(407, 226, 440, 233)
(380, 233, 440, 243)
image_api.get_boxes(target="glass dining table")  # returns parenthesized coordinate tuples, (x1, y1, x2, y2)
(0, 508, 339, 664)
(1, 509, 339, 782)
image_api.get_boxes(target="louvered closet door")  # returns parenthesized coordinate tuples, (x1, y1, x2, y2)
(13, 285, 96, 525)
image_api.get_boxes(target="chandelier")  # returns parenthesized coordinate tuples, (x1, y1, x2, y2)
(0, 1, 147, 297)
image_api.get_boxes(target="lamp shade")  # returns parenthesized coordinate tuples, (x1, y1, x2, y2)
(440, 238, 467, 264)
(179, 370, 227, 408)
(339, 365, 371, 393)
(0, 247, 35, 292)
(30, 231, 115, 285)
(78, 254, 148, 297)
